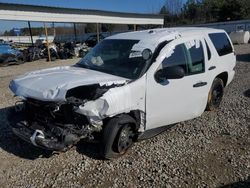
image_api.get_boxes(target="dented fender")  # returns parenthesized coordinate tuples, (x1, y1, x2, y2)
(76, 75, 146, 131)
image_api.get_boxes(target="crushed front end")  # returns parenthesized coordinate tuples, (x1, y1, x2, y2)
(9, 96, 102, 151)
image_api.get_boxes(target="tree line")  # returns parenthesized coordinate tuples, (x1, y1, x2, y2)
(160, 0, 250, 26)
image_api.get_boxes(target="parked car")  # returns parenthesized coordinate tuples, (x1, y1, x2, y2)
(9, 28, 236, 159)
(0, 44, 24, 66)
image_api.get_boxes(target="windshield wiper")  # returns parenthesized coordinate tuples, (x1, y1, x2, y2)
(76, 63, 105, 73)
(75, 63, 90, 69)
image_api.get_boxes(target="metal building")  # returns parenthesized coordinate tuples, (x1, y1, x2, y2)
(195, 19, 250, 33)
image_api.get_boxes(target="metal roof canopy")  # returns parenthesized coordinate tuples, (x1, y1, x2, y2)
(0, 3, 164, 25)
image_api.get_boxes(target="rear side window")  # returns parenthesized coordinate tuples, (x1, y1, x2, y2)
(208, 33, 233, 56)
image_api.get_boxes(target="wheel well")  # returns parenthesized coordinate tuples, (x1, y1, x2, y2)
(216, 72, 228, 87)
(103, 111, 141, 131)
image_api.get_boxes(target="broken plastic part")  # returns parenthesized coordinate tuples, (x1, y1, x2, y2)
(76, 75, 146, 130)
(76, 98, 109, 127)
(30, 129, 45, 146)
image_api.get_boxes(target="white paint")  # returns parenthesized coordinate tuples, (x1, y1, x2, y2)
(229, 31, 250, 44)
(10, 28, 236, 132)
(76, 75, 146, 126)
(146, 37, 210, 129)
(144, 29, 236, 130)
(0, 10, 163, 25)
(9, 66, 128, 101)
(204, 31, 236, 88)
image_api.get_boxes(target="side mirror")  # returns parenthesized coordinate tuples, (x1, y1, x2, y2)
(155, 65, 185, 82)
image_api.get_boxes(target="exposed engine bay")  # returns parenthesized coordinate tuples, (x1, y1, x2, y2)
(9, 83, 145, 151)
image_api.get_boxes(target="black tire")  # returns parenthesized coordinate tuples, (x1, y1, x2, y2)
(100, 115, 136, 159)
(206, 78, 224, 111)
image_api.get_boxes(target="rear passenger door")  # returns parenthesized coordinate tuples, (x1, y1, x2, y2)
(146, 38, 211, 130)
(206, 32, 236, 86)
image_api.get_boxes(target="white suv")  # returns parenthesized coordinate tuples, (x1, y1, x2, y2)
(9, 28, 236, 159)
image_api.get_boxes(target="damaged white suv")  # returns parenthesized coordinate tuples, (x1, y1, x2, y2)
(9, 28, 236, 159)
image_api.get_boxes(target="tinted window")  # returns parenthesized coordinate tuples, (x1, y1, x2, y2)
(162, 44, 188, 73)
(209, 33, 233, 56)
(162, 40, 205, 75)
(186, 41, 205, 74)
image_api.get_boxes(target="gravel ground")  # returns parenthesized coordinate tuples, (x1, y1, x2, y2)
(0, 44, 249, 188)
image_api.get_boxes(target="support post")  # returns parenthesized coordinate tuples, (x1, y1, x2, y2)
(73, 23, 77, 43)
(134, 24, 137, 31)
(44, 22, 51, 62)
(52, 22, 56, 37)
(96, 23, 100, 43)
(28, 21, 34, 46)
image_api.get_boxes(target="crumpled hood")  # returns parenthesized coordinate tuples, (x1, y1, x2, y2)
(9, 66, 128, 101)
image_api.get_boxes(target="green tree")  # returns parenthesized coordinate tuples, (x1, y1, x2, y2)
(218, 0, 242, 21)
(159, 5, 171, 26)
(239, 0, 250, 19)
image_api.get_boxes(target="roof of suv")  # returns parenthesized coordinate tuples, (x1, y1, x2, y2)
(108, 27, 224, 41)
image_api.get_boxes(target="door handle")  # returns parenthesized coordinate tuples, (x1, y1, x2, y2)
(193, 82, 207, 88)
(208, 66, 216, 71)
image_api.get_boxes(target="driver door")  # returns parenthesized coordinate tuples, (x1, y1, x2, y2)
(146, 38, 210, 130)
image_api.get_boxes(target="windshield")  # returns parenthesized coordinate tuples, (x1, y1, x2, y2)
(77, 39, 147, 79)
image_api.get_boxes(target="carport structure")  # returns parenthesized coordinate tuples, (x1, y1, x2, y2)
(0, 3, 163, 61)
(0, 3, 164, 43)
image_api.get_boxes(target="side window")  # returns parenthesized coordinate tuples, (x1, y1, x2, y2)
(185, 40, 205, 74)
(162, 44, 188, 73)
(162, 40, 205, 75)
(208, 33, 233, 56)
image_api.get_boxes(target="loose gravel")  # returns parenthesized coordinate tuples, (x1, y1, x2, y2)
(0, 44, 249, 188)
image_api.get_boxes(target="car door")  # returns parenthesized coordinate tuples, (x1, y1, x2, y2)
(205, 32, 236, 85)
(145, 37, 211, 130)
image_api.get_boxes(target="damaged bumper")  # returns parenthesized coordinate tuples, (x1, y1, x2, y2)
(8, 99, 99, 151)
(11, 120, 80, 151)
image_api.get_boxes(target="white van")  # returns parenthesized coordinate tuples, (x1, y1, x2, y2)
(9, 28, 236, 159)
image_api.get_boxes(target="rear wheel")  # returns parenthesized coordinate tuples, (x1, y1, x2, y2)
(100, 115, 136, 159)
(206, 78, 224, 111)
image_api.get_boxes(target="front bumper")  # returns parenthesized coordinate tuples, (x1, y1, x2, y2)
(9, 110, 80, 151)
(12, 121, 69, 151)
